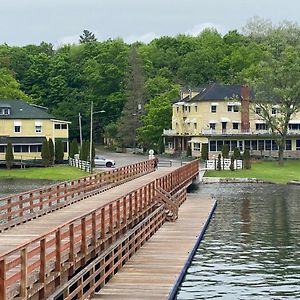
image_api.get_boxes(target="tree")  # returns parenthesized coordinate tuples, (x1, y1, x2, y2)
(69, 139, 79, 158)
(201, 143, 209, 160)
(217, 154, 222, 171)
(55, 140, 64, 163)
(79, 140, 89, 161)
(118, 46, 145, 148)
(79, 30, 97, 44)
(230, 155, 235, 171)
(41, 139, 50, 167)
(5, 142, 14, 169)
(221, 144, 229, 158)
(248, 46, 300, 165)
(233, 147, 241, 160)
(48, 138, 54, 165)
(243, 149, 251, 169)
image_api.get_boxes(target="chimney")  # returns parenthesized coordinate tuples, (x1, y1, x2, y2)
(241, 85, 250, 132)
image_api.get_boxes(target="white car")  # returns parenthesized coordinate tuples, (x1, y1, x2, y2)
(94, 155, 116, 168)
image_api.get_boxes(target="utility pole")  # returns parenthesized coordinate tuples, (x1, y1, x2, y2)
(78, 113, 83, 149)
(89, 101, 93, 174)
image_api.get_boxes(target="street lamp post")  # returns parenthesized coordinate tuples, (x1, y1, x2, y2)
(89, 101, 105, 173)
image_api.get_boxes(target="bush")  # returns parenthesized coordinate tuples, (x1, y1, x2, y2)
(201, 143, 208, 160)
(49, 138, 54, 166)
(55, 140, 64, 163)
(243, 149, 251, 169)
(5, 142, 14, 169)
(41, 139, 50, 167)
(233, 147, 241, 160)
(186, 145, 192, 157)
(217, 153, 222, 171)
(222, 144, 229, 158)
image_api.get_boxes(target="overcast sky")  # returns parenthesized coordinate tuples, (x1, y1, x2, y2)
(0, 0, 299, 47)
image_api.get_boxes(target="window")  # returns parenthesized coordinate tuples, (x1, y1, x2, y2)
(194, 123, 197, 129)
(251, 140, 258, 150)
(272, 108, 277, 115)
(211, 105, 217, 113)
(265, 140, 271, 150)
(195, 106, 198, 112)
(209, 123, 216, 130)
(194, 143, 201, 151)
(272, 140, 278, 150)
(228, 105, 239, 112)
(231, 140, 237, 150)
(35, 126, 42, 133)
(244, 140, 250, 150)
(285, 140, 292, 150)
(256, 107, 261, 114)
(54, 123, 68, 130)
(258, 140, 264, 150)
(54, 124, 60, 129)
(0, 146, 5, 153)
(0, 108, 10, 115)
(217, 140, 223, 151)
(296, 140, 300, 150)
(232, 122, 239, 130)
(188, 106, 191, 113)
(289, 124, 300, 130)
(209, 140, 216, 151)
(14, 126, 21, 133)
(63, 141, 68, 152)
(176, 107, 179, 113)
(256, 123, 268, 130)
(30, 145, 42, 152)
(13, 145, 29, 153)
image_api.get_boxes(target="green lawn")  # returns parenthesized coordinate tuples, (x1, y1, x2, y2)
(0, 165, 87, 181)
(205, 160, 300, 184)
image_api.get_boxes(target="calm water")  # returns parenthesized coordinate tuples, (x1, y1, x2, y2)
(0, 179, 56, 198)
(177, 183, 300, 300)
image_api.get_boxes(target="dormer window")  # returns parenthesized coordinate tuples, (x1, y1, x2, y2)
(0, 107, 11, 115)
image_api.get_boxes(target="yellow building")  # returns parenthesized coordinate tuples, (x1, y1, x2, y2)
(164, 84, 300, 158)
(0, 99, 70, 162)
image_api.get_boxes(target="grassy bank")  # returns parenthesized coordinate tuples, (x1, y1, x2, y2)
(205, 160, 300, 184)
(0, 165, 87, 181)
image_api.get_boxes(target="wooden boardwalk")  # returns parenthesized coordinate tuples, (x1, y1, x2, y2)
(92, 194, 215, 300)
(0, 168, 175, 257)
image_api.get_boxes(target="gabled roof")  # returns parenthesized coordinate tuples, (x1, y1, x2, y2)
(0, 99, 56, 119)
(183, 84, 254, 102)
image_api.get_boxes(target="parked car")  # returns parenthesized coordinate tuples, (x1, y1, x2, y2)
(94, 155, 116, 168)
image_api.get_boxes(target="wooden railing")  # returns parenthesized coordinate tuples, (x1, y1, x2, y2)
(0, 159, 156, 232)
(0, 159, 199, 300)
(48, 206, 165, 300)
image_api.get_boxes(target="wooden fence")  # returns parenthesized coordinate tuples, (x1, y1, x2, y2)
(0, 159, 156, 232)
(0, 159, 199, 300)
(68, 157, 91, 172)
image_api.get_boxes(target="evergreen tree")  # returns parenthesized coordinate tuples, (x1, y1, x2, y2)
(79, 30, 97, 43)
(55, 140, 64, 163)
(48, 138, 54, 165)
(5, 142, 14, 169)
(118, 46, 145, 148)
(79, 140, 89, 161)
(222, 144, 229, 158)
(230, 155, 235, 171)
(69, 139, 79, 158)
(217, 154, 222, 171)
(41, 139, 50, 167)
(201, 143, 209, 160)
(233, 147, 241, 160)
(243, 149, 251, 169)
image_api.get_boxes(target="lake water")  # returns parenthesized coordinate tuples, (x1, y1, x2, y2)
(177, 183, 300, 300)
(0, 179, 56, 198)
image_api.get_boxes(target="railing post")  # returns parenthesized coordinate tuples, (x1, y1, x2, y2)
(39, 238, 46, 299)
(20, 248, 28, 298)
(109, 204, 113, 235)
(7, 198, 12, 222)
(69, 223, 75, 276)
(29, 192, 34, 214)
(55, 229, 61, 286)
(81, 217, 87, 265)
(92, 212, 97, 254)
(19, 195, 23, 218)
(0, 258, 6, 300)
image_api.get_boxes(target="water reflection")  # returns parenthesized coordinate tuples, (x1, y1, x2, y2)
(0, 179, 56, 198)
(177, 184, 300, 299)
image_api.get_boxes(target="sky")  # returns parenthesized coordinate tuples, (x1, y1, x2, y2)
(0, 0, 299, 47)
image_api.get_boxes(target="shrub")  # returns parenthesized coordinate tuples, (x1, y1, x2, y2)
(5, 142, 14, 169)
(186, 145, 192, 157)
(48, 138, 54, 165)
(201, 143, 208, 160)
(217, 153, 222, 171)
(243, 149, 251, 169)
(233, 147, 241, 160)
(222, 144, 229, 158)
(55, 140, 64, 163)
(80, 140, 89, 161)
(41, 139, 50, 167)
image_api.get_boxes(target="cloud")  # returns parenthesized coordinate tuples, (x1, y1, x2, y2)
(124, 32, 158, 44)
(185, 22, 225, 36)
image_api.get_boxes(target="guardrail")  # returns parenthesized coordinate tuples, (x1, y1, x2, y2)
(0, 159, 156, 232)
(0, 159, 199, 300)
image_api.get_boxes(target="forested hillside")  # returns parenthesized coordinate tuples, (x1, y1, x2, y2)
(1, 18, 300, 151)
